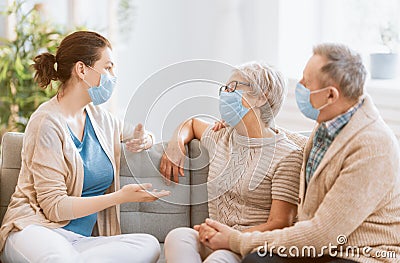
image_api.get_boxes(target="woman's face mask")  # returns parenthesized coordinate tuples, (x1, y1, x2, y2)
(83, 66, 117, 105)
(219, 90, 250, 127)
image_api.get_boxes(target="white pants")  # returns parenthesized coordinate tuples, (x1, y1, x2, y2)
(164, 227, 241, 263)
(0, 224, 160, 263)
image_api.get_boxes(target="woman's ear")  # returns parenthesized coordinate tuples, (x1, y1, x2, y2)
(255, 94, 268, 108)
(73, 61, 87, 80)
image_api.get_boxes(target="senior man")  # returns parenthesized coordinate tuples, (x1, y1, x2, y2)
(198, 43, 400, 263)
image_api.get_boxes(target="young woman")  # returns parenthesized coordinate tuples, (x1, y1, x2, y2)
(0, 31, 169, 263)
(161, 62, 306, 263)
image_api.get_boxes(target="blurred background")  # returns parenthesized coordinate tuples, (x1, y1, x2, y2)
(1, 0, 399, 141)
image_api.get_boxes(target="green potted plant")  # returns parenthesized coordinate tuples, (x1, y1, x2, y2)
(370, 22, 399, 79)
(0, 0, 67, 139)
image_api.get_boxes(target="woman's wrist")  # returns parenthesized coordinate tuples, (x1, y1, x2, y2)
(112, 189, 125, 205)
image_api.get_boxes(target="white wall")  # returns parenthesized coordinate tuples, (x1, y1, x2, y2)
(0, 0, 331, 140)
(116, 0, 297, 140)
(3, 0, 399, 141)
(0, 0, 14, 40)
(278, 0, 321, 79)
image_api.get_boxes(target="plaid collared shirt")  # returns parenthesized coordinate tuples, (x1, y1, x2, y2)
(305, 99, 364, 185)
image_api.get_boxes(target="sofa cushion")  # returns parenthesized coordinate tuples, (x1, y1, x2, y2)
(188, 140, 209, 226)
(120, 142, 192, 241)
(0, 132, 24, 224)
(0, 133, 208, 244)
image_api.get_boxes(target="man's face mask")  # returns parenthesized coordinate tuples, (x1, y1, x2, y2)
(295, 83, 330, 120)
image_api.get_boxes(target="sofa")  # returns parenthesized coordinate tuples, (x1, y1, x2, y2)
(0, 132, 210, 263)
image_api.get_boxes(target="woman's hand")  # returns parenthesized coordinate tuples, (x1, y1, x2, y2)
(202, 218, 236, 250)
(117, 183, 170, 203)
(159, 140, 186, 185)
(194, 223, 218, 243)
(126, 123, 153, 152)
(211, 120, 226, 132)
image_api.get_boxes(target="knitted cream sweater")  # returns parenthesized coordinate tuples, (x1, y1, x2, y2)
(201, 126, 304, 230)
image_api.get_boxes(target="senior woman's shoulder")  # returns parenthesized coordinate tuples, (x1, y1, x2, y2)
(275, 126, 308, 151)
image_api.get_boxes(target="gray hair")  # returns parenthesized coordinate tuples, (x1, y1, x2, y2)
(313, 43, 367, 100)
(234, 62, 286, 127)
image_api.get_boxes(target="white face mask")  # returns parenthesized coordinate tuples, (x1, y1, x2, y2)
(83, 66, 117, 105)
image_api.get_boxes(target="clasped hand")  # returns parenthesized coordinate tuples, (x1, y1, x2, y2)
(194, 218, 235, 251)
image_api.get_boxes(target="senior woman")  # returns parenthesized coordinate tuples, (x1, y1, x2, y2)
(160, 62, 306, 263)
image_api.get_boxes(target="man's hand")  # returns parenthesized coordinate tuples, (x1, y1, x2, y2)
(201, 218, 235, 250)
(194, 223, 218, 243)
(126, 123, 153, 152)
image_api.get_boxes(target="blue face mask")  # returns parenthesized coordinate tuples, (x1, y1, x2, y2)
(84, 67, 117, 105)
(295, 83, 329, 120)
(219, 90, 249, 127)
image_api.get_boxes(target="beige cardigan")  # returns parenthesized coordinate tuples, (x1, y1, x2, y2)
(229, 95, 400, 263)
(0, 96, 135, 252)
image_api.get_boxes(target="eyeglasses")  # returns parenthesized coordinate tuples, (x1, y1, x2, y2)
(219, 81, 251, 95)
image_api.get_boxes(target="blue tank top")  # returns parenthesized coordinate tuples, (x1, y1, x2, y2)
(63, 113, 114, 236)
